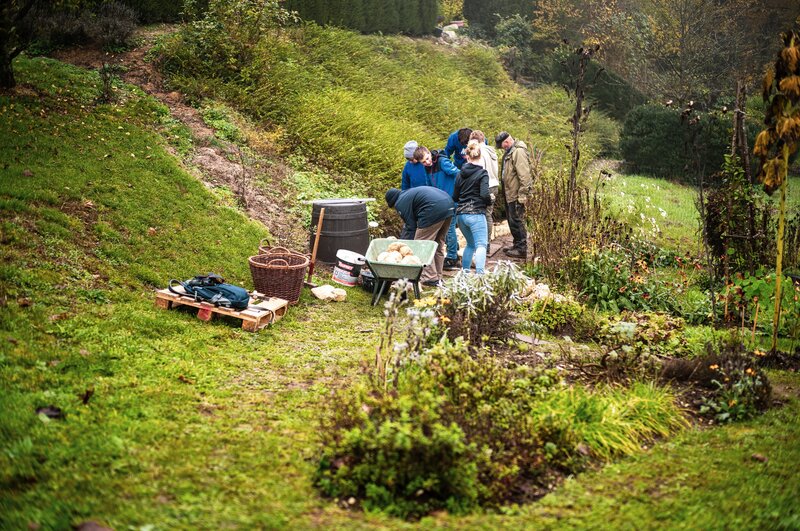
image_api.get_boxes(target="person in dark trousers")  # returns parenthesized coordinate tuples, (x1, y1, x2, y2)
(425, 148, 461, 270)
(496, 131, 532, 259)
(453, 140, 491, 274)
(443, 127, 473, 169)
(385, 186, 455, 286)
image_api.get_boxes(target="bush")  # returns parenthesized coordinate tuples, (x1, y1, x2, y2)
(84, 2, 139, 50)
(316, 385, 480, 519)
(316, 338, 581, 517)
(28, 7, 87, 52)
(620, 104, 756, 180)
(523, 297, 585, 336)
(437, 261, 529, 346)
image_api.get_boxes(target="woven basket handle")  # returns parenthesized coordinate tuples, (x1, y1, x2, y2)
(266, 246, 291, 255)
(268, 258, 289, 267)
(259, 238, 272, 249)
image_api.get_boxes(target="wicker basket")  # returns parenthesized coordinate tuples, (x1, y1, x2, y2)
(249, 252, 309, 304)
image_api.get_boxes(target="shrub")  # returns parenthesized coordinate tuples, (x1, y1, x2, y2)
(620, 104, 756, 180)
(316, 337, 582, 517)
(522, 297, 585, 336)
(315, 385, 480, 519)
(437, 261, 529, 346)
(84, 2, 139, 50)
(28, 7, 87, 52)
(576, 247, 678, 314)
(698, 345, 772, 422)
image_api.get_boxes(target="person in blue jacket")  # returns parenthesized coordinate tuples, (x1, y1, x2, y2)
(425, 149, 461, 270)
(401, 145, 432, 190)
(443, 127, 472, 169)
(385, 186, 455, 286)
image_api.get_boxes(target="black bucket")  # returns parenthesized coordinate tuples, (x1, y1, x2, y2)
(310, 200, 370, 263)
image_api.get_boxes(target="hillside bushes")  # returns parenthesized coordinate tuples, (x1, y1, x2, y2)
(620, 104, 755, 179)
(284, 0, 437, 35)
(155, 22, 618, 226)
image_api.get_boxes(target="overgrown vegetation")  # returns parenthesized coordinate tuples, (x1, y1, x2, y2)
(316, 278, 687, 518)
(152, 19, 616, 226)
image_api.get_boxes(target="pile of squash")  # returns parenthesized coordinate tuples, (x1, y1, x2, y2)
(376, 242, 422, 265)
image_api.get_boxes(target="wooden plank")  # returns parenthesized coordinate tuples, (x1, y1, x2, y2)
(154, 288, 288, 331)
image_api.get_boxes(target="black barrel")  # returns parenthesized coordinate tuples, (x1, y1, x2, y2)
(310, 200, 369, 263)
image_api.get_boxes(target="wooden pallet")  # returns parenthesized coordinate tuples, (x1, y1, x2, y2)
(155, 287, 288, 332)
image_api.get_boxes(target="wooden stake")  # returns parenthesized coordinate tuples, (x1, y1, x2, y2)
(307, 207, 325, 285)
(723, 284, 730, 321)
(751, 301, 760, 342)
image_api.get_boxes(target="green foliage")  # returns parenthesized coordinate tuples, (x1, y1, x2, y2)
(523, 296, 585, 335)
(729, 270, 800, 337)
(316, 384, 480, 519)
(699, 350, 772, 423)
(463, 0, 529, 35)
(577, 247, 678, 314)
(620, 104, 755, 180)
(200, 103, 245, 143)
(84, 1, 138, 51)
(317, 333, 683, 517)
(437, 261, 529, 345)
(285, 0, 436, 35)
(154, 21, 616, 226)
(703, 155, 776, 278)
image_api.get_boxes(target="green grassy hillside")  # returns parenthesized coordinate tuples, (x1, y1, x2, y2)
(154, 23, 618, 218)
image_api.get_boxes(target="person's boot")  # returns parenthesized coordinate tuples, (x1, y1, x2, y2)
(505, 247, 526, 259)
(443, 257, 461, 271)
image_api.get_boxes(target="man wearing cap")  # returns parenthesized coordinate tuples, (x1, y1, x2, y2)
(495, 131, 531, 259)
(385, 187, 455, 286)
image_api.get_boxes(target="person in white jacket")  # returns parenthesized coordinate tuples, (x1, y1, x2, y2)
(469, 130, 499, 252)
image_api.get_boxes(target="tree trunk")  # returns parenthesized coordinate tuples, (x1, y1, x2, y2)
(0, 55, 15, 89)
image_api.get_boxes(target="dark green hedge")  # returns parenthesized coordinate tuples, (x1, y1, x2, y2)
(463, 0, 529, 34)
(620, 104, 755, 180)
(285, 0, 437, 35)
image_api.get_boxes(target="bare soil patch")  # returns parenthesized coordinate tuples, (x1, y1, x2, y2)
(51, 28, 306, 248)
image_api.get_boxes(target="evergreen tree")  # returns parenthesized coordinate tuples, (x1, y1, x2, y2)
(418, 0, 438, 34)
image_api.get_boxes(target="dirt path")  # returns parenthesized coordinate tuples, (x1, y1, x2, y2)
(52, 26, 306, 249)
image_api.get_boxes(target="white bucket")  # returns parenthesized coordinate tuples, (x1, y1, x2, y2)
(332, 249, 366, 287)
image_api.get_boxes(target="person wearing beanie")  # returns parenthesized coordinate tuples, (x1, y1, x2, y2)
(385, 186, 455, 286)
(401, 145, 432, 190)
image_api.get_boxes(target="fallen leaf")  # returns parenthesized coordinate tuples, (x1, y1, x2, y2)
(751, 453, 768, 463)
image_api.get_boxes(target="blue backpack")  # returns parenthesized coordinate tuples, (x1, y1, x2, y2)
(169, 273, 250, 310)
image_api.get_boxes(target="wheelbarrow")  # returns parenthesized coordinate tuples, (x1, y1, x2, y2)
(364, 238, 438, 306)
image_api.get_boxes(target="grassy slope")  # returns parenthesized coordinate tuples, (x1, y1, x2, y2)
(598, 172, 800, 253)
(2, 57, 799, 530)
(158, 23, 618, 214)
